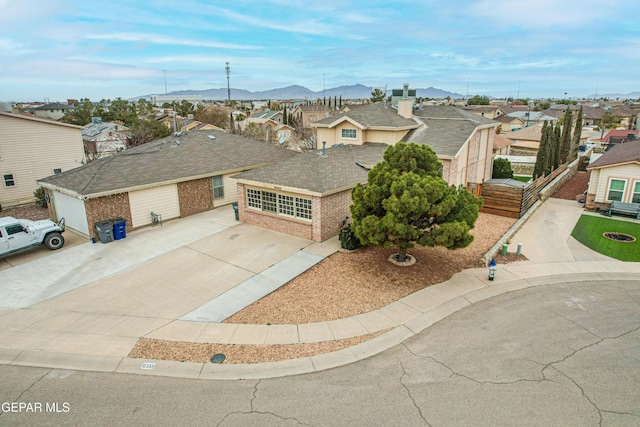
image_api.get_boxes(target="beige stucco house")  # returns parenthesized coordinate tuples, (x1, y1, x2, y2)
(290, 105, 332, 128)
(586, 141, 640, 210)
(233, 95, 498, 242)
(0, 112, 84, 207)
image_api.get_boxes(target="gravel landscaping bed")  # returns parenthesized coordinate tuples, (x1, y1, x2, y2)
(1, 203, 49, 221)
(226, 213, 518, 324)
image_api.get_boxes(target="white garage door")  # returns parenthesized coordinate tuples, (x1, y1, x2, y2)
(128, 185, 180, 228)
(52, 191, 89, 236)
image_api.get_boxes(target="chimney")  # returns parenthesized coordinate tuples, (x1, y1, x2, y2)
(398, 83, 413, 119)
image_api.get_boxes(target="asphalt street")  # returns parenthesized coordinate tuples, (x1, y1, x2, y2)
(1, 279, 638, 426)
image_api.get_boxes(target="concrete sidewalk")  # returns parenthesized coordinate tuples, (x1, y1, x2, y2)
(1, 197, 638, 380)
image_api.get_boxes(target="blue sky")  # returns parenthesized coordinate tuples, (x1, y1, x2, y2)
(1, 0, 639, 101)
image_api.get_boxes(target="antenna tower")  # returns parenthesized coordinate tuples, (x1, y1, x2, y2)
(225, 62, 231, 102)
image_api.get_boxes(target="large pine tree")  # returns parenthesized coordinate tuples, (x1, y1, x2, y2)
(350, 143, 482, 263)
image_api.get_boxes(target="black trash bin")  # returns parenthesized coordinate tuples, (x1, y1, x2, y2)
(95, 220, 114, 243)
(112, 217, 127, 240)
(232, 202, 239, 221)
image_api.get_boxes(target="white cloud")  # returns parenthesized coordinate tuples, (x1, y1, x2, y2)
(85, 33, 261, 50)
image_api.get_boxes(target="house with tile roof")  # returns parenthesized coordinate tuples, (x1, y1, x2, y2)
(37, 130, 297, 239)
(233, 91, 498, 242)
(586, 140, 640, 210)
(0, 112, 85, 207)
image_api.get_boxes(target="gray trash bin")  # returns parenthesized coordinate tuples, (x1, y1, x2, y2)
(95, 220, 114, 243)
(232, 202, 239, 221)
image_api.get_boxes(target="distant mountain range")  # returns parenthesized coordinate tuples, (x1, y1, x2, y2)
(136, 84, 464, 101)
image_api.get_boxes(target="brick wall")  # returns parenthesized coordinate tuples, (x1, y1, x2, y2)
(317, 190, 353, 241)
(85, 193, 131, 240)
(177, 178, 213, 217)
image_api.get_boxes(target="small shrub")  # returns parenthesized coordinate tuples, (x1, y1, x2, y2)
(339, 224, 361, 250)
(34, 186, 47, 208)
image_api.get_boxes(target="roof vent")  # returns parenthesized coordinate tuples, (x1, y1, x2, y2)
(207, 135, 216, 140)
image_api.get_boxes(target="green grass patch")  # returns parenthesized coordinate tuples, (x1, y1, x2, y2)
(513, 175, 532, 183)
(571, 215, 640, 261)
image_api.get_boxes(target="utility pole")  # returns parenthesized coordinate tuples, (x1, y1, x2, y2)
(226, 62, 231, 102)
(163, 70, 167, 95)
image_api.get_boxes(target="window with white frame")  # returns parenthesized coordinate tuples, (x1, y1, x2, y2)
(246, 188, 312, 220)
(247, 188, 262, 209)
(633, 182, 640, 204)
(278, 194, 295, 216)
(341, 128, 357, 139)
(3, 174, 15, 187)
(607, 179, 626, 202)
(212, 175, 224, 199)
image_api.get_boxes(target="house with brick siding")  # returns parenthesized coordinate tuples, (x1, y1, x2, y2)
(37, 130, 297, 239)
(234, 88, 498, 242)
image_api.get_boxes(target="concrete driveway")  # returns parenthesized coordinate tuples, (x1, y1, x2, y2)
(0, 205, 338, 361)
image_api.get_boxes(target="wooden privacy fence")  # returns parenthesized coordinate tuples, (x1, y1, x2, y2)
(480, 164, 568, 218)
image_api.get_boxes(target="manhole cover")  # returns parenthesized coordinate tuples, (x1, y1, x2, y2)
(210, 353, 226, 364)
(603, 232, 636, 242)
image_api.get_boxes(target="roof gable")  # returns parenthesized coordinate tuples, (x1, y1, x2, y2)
(587, 140, 640, 170)
(312, 103, 418, 130)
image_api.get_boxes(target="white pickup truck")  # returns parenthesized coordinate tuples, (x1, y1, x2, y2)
(0, 216, 65, 257)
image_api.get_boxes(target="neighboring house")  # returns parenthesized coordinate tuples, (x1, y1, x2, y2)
(247, 109, 283, 124)
(82, 118, 130, 159)
(492, 133, 514, 156)
(33, 103, 74, 121)
(494, 114, 525, 133)
(505, 111, 557, 128)
(503, 123, 544, 156)
(544, 105, 604, 126)
(290, 105, 332, 128)
(37, 130, 297, 239)
(460, 105, 505, 119)
(234, 89, 498, 242)
(0, 112, 84, 207)
(179, 119, 224, 132)
(600, 129, 639, 145)
(585, 140, 640, 210)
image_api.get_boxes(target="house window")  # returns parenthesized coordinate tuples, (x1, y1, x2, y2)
(607, 179, 626, 202)
(296, 197, 312, 220)
(3, 174, 15, 187)
(53, 168, 62, 174)
(278, 194, 295, 216)
(341, 128, 357, 139)
(262, 191, 277, 213)
(247, 188, 262, 209)
(212, 176, 224, 199)
(246, 188, 312, 220)
(633, 182, 640, 204)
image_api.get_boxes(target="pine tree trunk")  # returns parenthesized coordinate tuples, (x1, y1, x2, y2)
(398, 247, 408, 262)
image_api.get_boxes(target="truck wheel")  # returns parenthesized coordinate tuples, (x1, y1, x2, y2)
(44, 233, 65, 250)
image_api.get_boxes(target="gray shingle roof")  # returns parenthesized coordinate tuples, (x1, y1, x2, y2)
(38, 130, 298, 197)
(313, 103, 418, 129)
(401, 106, 498, 157)
(234, 143, 388, 195)
(587, 140, 640, 169)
